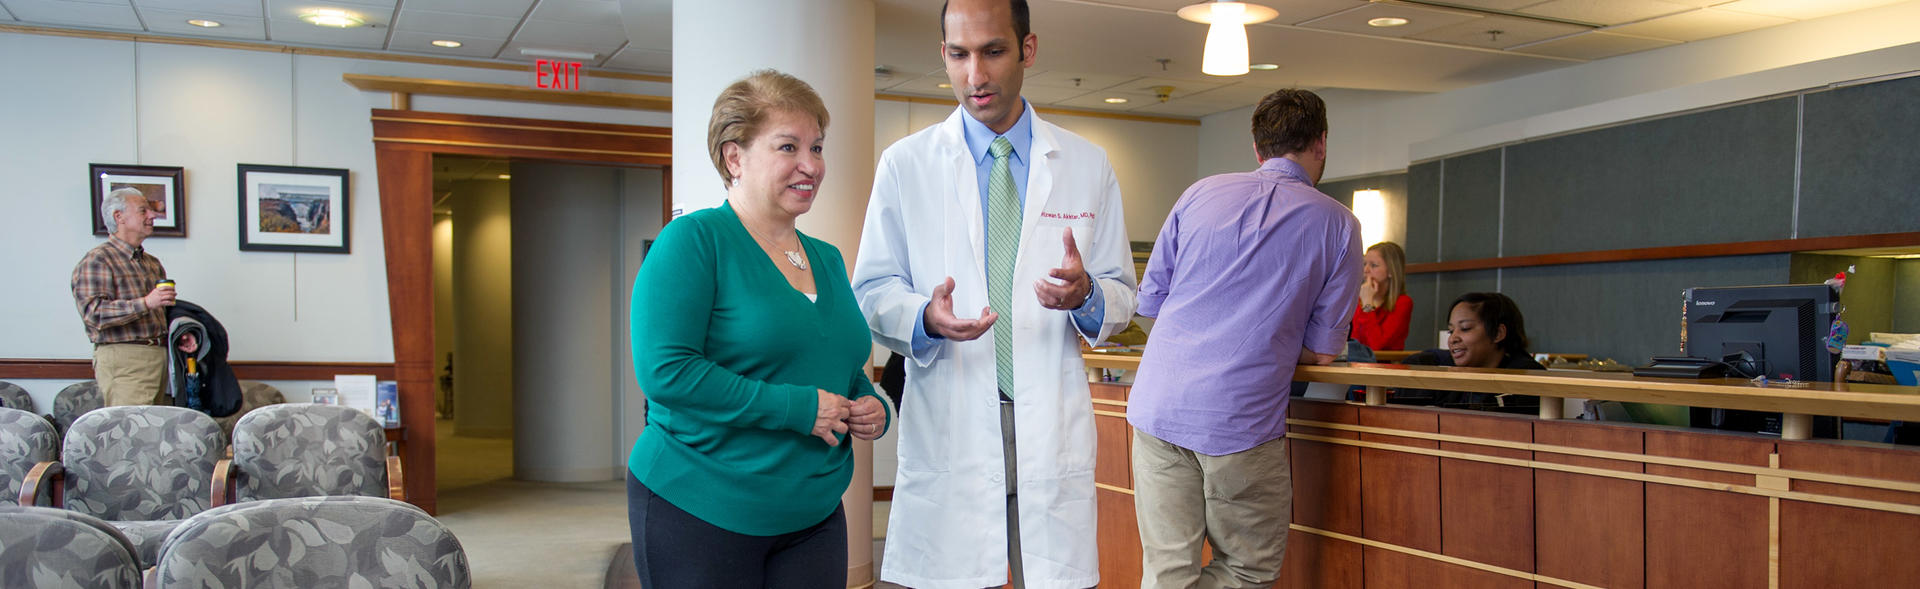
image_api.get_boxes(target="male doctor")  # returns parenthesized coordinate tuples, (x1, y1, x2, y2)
(851, 0, 1137, 587)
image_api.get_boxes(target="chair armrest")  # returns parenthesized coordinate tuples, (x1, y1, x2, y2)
(386, 455, 405, 501)
(211, 458, 236, 507)
(19, 461, 63, 507)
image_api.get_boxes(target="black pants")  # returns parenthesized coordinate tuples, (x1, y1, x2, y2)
(627, 472, 847, 589)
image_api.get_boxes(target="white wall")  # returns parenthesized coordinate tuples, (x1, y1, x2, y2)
(872, 99, 1199, 245)
(1194, 2, 1920, 182)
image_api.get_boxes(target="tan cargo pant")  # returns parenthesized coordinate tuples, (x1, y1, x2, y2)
(93, 343, 167, 406)
(1132, 429, 1293, 589)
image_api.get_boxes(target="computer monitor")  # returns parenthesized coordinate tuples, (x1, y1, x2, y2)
(1683, 283, 1838, 382)
(1682, 283, 1840, 435)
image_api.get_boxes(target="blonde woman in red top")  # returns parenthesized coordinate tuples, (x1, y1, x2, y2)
(1351, 241, 1412, 350)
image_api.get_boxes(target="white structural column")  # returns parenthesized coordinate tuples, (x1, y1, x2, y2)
(662, 0, 878, 585)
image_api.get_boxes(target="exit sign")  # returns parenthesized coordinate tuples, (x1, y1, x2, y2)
(534, 59, 583, 91)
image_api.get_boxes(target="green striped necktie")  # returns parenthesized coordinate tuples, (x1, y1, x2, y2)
(986, 137, 1019, 398)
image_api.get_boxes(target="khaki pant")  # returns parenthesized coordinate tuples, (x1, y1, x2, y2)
(93, 343, 167, 406)
(1132, 429, 1293, 589)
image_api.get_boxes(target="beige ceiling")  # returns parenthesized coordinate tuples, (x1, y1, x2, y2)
(0, 0, 1907, 118)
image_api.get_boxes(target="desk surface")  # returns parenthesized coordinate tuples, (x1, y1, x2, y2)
(1083, 353, 1920, 421)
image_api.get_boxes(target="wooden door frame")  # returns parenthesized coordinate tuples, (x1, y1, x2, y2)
(370, 109, 671, 513)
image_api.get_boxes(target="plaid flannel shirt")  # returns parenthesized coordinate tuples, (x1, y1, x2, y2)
(71, 237, 169, 345)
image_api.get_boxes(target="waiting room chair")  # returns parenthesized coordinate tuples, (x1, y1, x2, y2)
(151, 495, 471, 588)
(61, 405, 224, 568)
(50, 381, 103, 436)
(0, 504, 143, 588)
(0, 381, 31, 412)
(1, 407, 61, 507)
(215, 403, 403, 506)
(211, 380, 287, 443)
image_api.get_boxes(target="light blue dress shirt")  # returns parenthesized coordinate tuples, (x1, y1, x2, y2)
(912, 102, 1107, 354)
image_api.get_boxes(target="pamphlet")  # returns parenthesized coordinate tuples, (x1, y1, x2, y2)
(334, 374, 378, 420)
(376, 381, 401, 427)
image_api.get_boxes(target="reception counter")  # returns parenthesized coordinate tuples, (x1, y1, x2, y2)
(1082, 355, 1920, 588)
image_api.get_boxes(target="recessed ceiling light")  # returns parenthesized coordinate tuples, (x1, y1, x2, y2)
(937, 82, 952, 89)
(1104, 97, 1129, 104)
(300, 9, 365, 28)
(431, 40, 462, 48)
(186, 19, 222, 28)
(497, 174, 511, 180)
(1249, 63, 1279, 70)
(1368, 17, 1410, 27)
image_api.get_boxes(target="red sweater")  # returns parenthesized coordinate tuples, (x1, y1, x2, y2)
(1351, 294, 1413, 351)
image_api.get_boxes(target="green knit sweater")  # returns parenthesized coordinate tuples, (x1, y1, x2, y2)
(627, 202, 887, 536)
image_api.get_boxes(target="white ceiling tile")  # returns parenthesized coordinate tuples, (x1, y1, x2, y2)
(1024, 71, 1138, 92)
(527, 0, 620, 25)
(1053, 89, 1160, 111)
(1714, 0, 1906, 20)
(1406, 15, 1588, 50)
(0, 5, 13, 20)
(141, 8, 266, 39)
(265, 0, 393, 27)
(600, 46, 670, 73)
(387, 30, 506, 58)
(402, 0, 535, 19)
(1124, 99, 1235, 118)
(883, 75, 956, 98)
(133, 0, 262, 18)
(1021, 85, 1099, 105)
(1511, 30, 1677, 60)
(1425, 0, 1540, 10)
(393, 8, 516, 38)
(619, 0, 669, 52)
(502, 19, 629, 61)
(1604, 8, 1790, 42)
(268, 19, 391, 48)
(1107, 76, 1228, 98)
(1517, 0, 1697, 26)
(1093, 0, 1367, 25)
(1297, 2, 1484, 38)
(4, 0, 143, 30)
(1182, 83, 1294, 104)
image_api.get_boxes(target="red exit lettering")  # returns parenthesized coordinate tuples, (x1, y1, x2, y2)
(534, 59, 584, 91)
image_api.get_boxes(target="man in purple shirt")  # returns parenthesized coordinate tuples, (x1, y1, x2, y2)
(1127, 88, 1361, 589)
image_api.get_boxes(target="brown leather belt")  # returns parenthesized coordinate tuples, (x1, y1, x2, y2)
(101, 337, 164, 347)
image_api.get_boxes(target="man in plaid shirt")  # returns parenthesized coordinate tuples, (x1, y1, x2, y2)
(71, 187, 177, 406)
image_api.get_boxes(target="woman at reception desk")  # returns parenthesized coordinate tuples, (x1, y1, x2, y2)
(1081, 321, 1920, 587)
(1395, 292, 1543, 411)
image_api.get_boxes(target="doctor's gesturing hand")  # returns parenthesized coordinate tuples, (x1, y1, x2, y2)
(1035, 227, 1093, 310)
(923, 276, 999, 341)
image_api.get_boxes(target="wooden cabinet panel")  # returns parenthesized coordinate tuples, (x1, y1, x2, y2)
(1779, 501, 1920, 588)
(1276, 531, 1361, 589)
(1095, 413, 1132, 489)
(1361, 546, 1529, 589)
(1098, 487, 1143, 588)
(1292, 438, 1362, 536)
(1644, 483, 1768, 589)
(1534, 420, 1645, 589)
(1360, 407, 1441, 553)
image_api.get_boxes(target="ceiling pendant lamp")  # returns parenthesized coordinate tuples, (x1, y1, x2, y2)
(1177, 1, 1279, 77)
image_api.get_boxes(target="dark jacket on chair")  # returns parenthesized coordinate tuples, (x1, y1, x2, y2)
(167, 300, 242, 417)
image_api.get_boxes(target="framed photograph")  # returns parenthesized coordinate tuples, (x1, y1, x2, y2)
(237, 164, 350, 254)
(90, 164, 186, 237)
(310, 387, 340, 406)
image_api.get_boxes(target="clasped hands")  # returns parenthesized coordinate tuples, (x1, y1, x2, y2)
(923, 228, 1093, 342)
(812, 390, 885, 446)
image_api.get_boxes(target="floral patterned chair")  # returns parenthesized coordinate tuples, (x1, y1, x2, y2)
(0, 505, 142, 588)
(50, 381, 103, 436)
(61, 405, 223, 567)
(212, 381, 287, 443)
(214, 403, 403, 506)
(0, 381, 32, 412)
(151, 495, 470, 588)
(2, 407, 61, 506)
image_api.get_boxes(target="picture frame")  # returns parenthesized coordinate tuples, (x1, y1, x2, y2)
(237, 164, 350, 254)
(310, 387, 340, 406)
(90, 164, 186, 238)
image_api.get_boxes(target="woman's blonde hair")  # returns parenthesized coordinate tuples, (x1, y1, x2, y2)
(707, 70, 830, 188)
(1368, 241, 1407, 311)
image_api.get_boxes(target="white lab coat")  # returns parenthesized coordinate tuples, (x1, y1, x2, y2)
(853, 108, 1138, 589)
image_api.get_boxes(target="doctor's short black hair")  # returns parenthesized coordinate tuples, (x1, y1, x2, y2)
(1252, 88, 1327, 160)
(941, 0, 1032, 58)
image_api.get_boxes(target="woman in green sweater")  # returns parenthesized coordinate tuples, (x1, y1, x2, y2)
(626, 70, 893, 588)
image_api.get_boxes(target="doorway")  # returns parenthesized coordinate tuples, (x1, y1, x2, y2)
(370, 109, 671, 514)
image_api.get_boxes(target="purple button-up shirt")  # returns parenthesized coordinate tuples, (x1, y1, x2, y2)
(1128, 157, 1362, 455)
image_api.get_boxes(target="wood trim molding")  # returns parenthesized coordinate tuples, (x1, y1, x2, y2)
(875, 94, 1203, 127)
(0, 24, 670, 83)
(0, 358, 395, 380)
(346, 74, 671, 111)
(1406, 231, 1920, 274)
(1290, 523, 1605, 589)
(873, 486, 893, 502)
